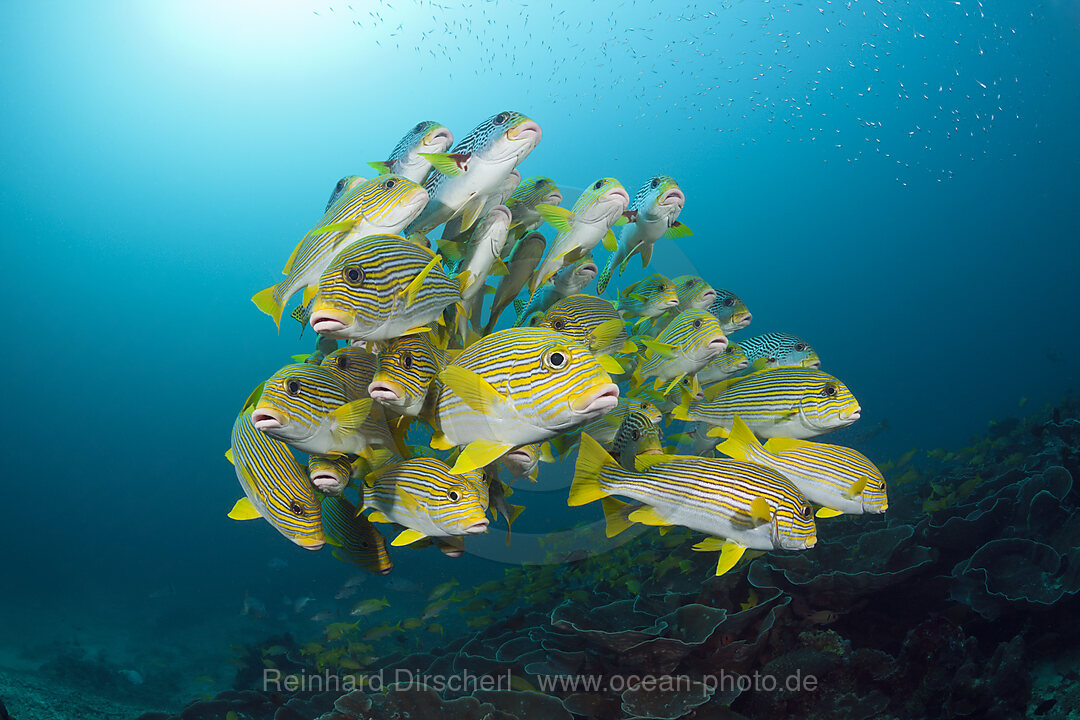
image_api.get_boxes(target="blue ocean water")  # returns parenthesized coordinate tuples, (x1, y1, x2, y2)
(2, 2, 1079, 717)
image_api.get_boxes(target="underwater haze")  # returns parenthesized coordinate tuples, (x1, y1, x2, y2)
(2, 1, 1080, 719)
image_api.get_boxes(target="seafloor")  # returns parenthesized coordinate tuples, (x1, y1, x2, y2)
(4, 398, 1080, 720)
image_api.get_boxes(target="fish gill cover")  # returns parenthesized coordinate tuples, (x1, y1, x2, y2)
(1, 1, 1079, 719)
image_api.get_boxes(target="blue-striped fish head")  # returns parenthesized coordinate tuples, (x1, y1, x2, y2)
(711, 343, 749, 373)
(541, 294, 624, 353)
(659, 309, 729, 362)
(309, 236, 458, 339)
(673, 275, 717, 310)
(792, 371, 861, 431)
(709, 289, 752, 334)
(611, 411, 664, 467)
(570, 177, 630, 225)
(325, 175, 368, 213)
(319, 495, 393, 574)
(508, 176, 562, 213)
(230, 410, 326, 549)
(499, 443, 541, 479)
(369, 334, 445, 414)
(458, 328, 620, 430)
(321, 345, 378, 395)
(784, 444, 888, 514)
(344, 175, 430, 232)
(619, 274, 680, 318)
(387, 121, 454, 173)
(252, 364, 351, 445)
(743, 332, 821, 371)
(769, 486, 818, 550)
(308, 454, 353, 495)
(552, 256, 598, 294)
(386, 460, 491, 536)
(459, 111, 542, 165)
(629, 175, 685, 224)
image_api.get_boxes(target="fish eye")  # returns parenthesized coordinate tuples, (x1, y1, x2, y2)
(822, 383, 838, 397)
(794, 343, 807, 351)
(413, 122, 425, 132)
(343, 265, 365, 286)
(631, 429, 641, 441)
(402, 352, 414, 369)
(359, 539, 370, 548)
(800, 504, 812, 519)
(289, 501, 304, 516)
(447, 490, 461, 502)
(383, 178, 396, 189)
(655, 284, 665, 294)
(494, 112, 510, 125)
(335, 179, 345, 192)
(544, 347, 569, 370)
(692, 318, 703, 329)
(723, 298, 735, 307)
(336, 356, 349, 371)
(552, 319, 565, 331)
(684, 280, 693, 288)
(593, 180, 603, 190)
(285, 379, 301, 396)
(651, 178, 660, 189)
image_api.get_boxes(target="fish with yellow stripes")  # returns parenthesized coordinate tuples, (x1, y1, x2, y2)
(735, 332, 821, 373)
(308, 235, 463, 341)
(708, 289, 753, 335)
(540, 293, 636, 368)
(610, 410, 664, 470)
(515, 256, 598, 325)
(673, 368, 861, 439)
(614, 274, 680, 320)
(321, 345, 379, 399)
(368, 333, 451, 418)
(498, 443, 545, 482)
(718, 416, 888, 517)
(323, 176, 368, 212)
(529, 177, 630, 293)
(697, 342, 750, 385)
(407, 111, 542, 235)
(431, 328, 620, 472)
(363, 458, 490, 547)
(544, 394, 663, 458)
(570, 433, 817, 575)
(506, 176, 562, 241)
(631, 309, 728, 393)
(597, 175, 691, 294)
(485, 231, 546, 335)
(226, 404, 325, 550)
(368, 121, 454, 184)
(441, 204, 512, 339)
(252, 176, 429, 328)
(320, 493, 394, 574)
(250, 363, 381, 456)
(673, 275, 716, 310)
(307, 454, 354, 496)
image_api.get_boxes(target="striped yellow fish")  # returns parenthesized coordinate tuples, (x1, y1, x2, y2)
(614, 274, 680, 320)
(530, 177, 630, 293)
(506, 176, 562, 240)
(226, 406, 325, 550)
(718, 416, 888, 517)
(673, 368, 861, 439)
(571, 433, 816, 575)
(320, 493, 393, 574)
(323, 176, 368, 213)
(485, 231, 546, 335)
(308, 235, 463, 341)
(407, 111, 542, 235)
(631, 309, 728, 392)
(545, 393, 664, 458)
(497, 443, 545, 482)
(610, 410, 664, 470)
(515, 256, 598, 326)
(252, 176, 429, 328)
(431, 328, 619, 472)
(736, 332, 820, 375)
(251, 363, 377, 456)
(673, 275, 716, 310)
(442, 204, 512, 340)
(307, 454, 354, 496)
(368, 333, 450, 418)
(363, 458, 490, 546)
(708, 289, 753, 335)
(597, 175, 690, 294)
(368, 121, 454, 184)
(697, 342, 750, 385)
(540, 293, 636, 364)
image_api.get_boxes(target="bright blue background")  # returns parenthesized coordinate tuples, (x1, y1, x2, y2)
(2, 0, 1078, 649)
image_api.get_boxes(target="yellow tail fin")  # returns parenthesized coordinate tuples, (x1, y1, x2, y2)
(716, 415, 764, 462)
(568, 433, 614, 506)
(252, 284, 285, 329)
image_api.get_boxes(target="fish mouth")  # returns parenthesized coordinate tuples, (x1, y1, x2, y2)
(424, 127, 454, 149)
(663, 296, 680, 307)
(605, 186, 630, 207)
(805, 359, 822, 369)
(376, 565, 394, 575)
(489, 205, 513, 224)
(252, 408, 285, 431)
(697, 289, 716, 306)
(507, 120, 542, 145)
(504, 449, 535, 465)
(660, 187, 685, 208)
(545, 191, 563, 205)
(368, 381, 404, 404)
(737, 313, 752, 327)
(734, 360, 749, 370)
(576, 263, 598, 280)
(311, 472, 342, 491)
(572, 383, 620, 415)
(640, 448, 663, 455)
(310, 310, 350, 335)
(707, 335, 729, 351)
(441, 548, 464, 558)
(840, 406, 862, 422)
(465, 520, 489, 534)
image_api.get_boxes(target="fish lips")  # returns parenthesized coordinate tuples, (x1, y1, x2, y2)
(464, 520, 490, 534)
(507, 120, 542, 146)
(311, 471, 345, 492)
(571, 382, 621, 416)
(660, 187, 685, 209)
(840, 405, 862, 422)
(368, 380, 405, 405)
(252, 407, 286, 431)
(309, 309, 352, 336)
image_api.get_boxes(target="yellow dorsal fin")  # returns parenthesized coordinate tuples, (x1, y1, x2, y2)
(717, 415, 764, 461)
(762, 436, 812, 453)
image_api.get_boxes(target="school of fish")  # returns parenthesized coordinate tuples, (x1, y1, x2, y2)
(227, 111, 886, 580)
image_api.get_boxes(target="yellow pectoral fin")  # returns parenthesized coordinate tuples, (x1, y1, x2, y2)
(367, 160, 392, 174)
(332, 399, 374, 440)
(490, 258, 510, 276)
(664, 221, 693, 239)
(596, 354, 625, 375)
(395, 486, 422, 513)
(228, 497, 261, 521)
(588, 318, 626, 350)
(430, 432, 455, 451)
(749, 497, 773, 526)
(714, 541, 746, 576)
(846, 477, 869, 497)
(627, 506, 671, 526)
(302, 284, 319, 306)
(367, 510, 392, 523)
(241, 382, 266, 413)
(705, 426, 729, 439)
(457, 196, 486, 232)
(224, 448, 235, 466)
(640, 337, 678, 358)
(418, 151, 468, 177)
(535, 203, 574, 233)
(816, 507, 844, 518)
(391, 529, 428, 546)
(602, 228, 618, 251)
(451, 440, 513, 474)
(403, 254, 443, 307)
(439, 364, 506, 415)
